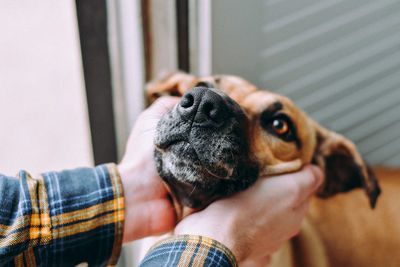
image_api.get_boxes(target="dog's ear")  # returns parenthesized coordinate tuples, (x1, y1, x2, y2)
(313, 125, 381, 208)
(146, 72, 198, 103)
(194, 81, 215, 88)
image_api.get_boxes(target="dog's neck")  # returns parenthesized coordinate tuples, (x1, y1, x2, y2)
(269, 216, 329, 267)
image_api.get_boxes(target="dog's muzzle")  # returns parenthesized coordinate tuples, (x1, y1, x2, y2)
(177, 87, 230, 128)
(154, 87, 259, 209)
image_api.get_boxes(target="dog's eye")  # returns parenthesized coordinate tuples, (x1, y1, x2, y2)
(260, 113, 296, 143)
(272, 119, 289, 135)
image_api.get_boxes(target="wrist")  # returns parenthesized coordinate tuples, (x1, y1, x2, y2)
(117, 160, 176, 243)
(174, 206, 246, 261)
(117, 161, 146, 243)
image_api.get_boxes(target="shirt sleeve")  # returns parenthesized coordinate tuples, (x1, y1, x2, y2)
(139, 235, 238, 267)
(0, 163, 124, 267)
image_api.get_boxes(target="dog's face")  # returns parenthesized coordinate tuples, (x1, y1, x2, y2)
(148, 73, 381, 215)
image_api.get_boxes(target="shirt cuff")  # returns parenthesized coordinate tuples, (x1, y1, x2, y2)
(104, 163, 125, 266)
(139, 235, 238, 267)
(43, 163, 124, 266)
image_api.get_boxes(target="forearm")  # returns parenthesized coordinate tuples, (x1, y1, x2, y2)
(0, 164, 124, 266)
(139, 235, 237, 267)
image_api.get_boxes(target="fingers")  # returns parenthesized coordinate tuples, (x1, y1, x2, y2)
(276, 165, 324, 204)
(148, 96, 180, 116)
(133, 96, 180, 136)
(308, 165, 325, 191)
(298, 165, 324, 200)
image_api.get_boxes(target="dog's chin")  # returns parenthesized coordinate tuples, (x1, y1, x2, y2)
(153, 102, 259, 209)
(155, 140, 234, 183)
(154, 141, 259, 209)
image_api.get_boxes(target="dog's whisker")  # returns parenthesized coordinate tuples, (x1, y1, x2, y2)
(188, 184, 196, 197)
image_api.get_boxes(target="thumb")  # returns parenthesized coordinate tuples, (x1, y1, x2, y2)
(307, 165, 324, 192)
(148, 96, 180, 117)
(295, 165, 325, 202)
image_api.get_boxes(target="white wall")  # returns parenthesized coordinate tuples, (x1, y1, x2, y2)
(0, 1, 93, 176)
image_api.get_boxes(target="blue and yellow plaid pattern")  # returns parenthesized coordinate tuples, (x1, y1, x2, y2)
(0, 164, 124, 267)
(140, 235, 237, 267)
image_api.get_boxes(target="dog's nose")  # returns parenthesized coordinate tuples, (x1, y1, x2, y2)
(178, 87, 228, 127)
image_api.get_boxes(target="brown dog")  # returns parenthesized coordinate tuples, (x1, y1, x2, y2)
(147, 72, 399, 266)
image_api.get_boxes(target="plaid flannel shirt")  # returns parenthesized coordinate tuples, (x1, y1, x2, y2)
(140, 235, 237, 267)
(0, 164, 124, 267)
(0, 164, 237, 267)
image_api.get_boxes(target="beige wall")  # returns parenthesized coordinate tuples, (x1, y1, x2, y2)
(0, 1, 93, 176)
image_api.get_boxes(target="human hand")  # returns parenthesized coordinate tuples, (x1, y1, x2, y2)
(174, 165, 324, 263)
(118, 96, 180, 243)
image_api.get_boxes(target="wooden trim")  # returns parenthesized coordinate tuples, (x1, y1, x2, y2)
(189, 0, 212, 76)
(141, 0, 152, 82)
(75, 0, 118, 164)
(176, 0, 190, 72)
(141, 0, 178, 82)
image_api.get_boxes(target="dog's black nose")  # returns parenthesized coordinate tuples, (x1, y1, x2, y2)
(178, 87, 228, 127)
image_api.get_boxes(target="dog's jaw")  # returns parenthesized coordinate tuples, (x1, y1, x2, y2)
(154, 94, 259, 210)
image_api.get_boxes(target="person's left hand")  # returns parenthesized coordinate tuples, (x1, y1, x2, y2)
(118, 96, 180, 243)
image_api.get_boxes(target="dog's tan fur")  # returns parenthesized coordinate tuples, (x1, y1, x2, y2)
(146, 72, 398, 266)
(281, 167, 400, 267)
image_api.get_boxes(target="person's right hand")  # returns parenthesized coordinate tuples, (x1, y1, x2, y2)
(118, 96, 180, 243)
(174, 165, 324, 264)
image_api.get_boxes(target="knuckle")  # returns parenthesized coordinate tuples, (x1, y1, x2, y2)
(153, 95, 179, 108)
(305, 165, 322, 189)
(153, 96, 169, 106)
(307, 168, 318, 186)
